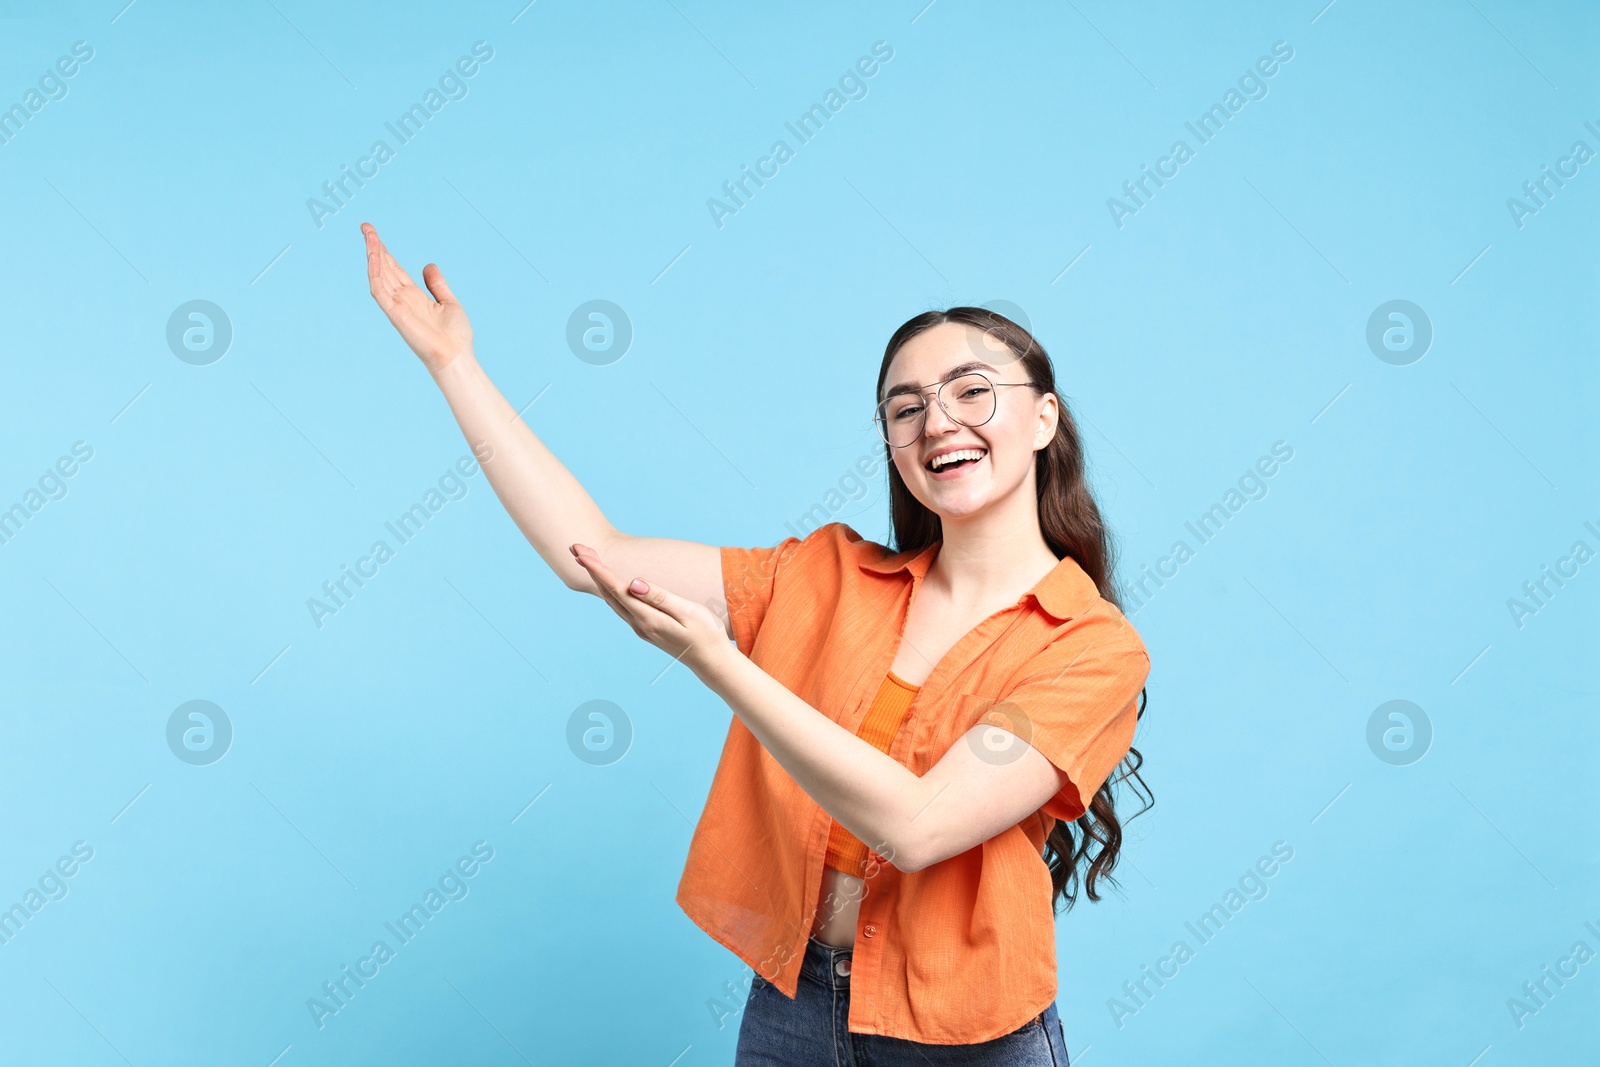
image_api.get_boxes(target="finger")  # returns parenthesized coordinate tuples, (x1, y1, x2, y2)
(574, 547, 683, 648)
(383, 244, 416, 289)
(362, 223, 417, 294)
(592, 577, 656, 645)
(623, 576, 690, 626)
(370, 259, 424, 326)
(579, 552, 650, 620)
(422, 263, 459, 306)
(364, 227, 401, 298)
(572, 546, 651, 625)
(362, 223, 380, 284)
(586, 571, 648, 638)
(363, 223, 390, 294)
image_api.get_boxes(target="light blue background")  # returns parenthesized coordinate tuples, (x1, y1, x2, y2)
(1, 1, 1595, 1064)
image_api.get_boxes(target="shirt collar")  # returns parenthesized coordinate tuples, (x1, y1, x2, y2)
(856, 539, 1100, 622)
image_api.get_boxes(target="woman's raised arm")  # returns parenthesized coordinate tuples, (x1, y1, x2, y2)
(361, 222, 728, 627)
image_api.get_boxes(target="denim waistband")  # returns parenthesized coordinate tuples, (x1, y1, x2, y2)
(796, 935, 1061, 1049)
(800, 935, 854, 990)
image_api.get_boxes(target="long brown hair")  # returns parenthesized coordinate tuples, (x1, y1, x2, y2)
(876, 306, 1152, 915)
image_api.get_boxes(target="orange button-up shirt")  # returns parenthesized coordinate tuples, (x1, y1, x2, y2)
(675, 521, 1150, 1044)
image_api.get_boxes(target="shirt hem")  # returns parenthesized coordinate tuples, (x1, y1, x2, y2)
(845, 987, 1059, 1044)
(675, 890, 801, 1000)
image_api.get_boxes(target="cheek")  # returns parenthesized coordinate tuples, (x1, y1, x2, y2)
(982, 429, 1033, 480)
(993, 451, 1031, 484)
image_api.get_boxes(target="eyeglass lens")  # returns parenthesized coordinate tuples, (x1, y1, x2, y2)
(875, 374, 996, 447)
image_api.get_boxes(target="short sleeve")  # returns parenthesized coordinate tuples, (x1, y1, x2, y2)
(719, 534, 805, 658)
(1000, 614, 1151, 823)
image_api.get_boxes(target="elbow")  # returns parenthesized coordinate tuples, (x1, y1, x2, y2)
(561, 528, 625, 593)
(561, 570, 597, 595)
(895, 839, 971, 874)
(884, 792, 950, 873)
(561, 545, 616, 595)
(884, 833, 932, 874)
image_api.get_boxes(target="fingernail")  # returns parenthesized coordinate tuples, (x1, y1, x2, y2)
(630, 579, 649, 594)
(569, 544, 579, 557)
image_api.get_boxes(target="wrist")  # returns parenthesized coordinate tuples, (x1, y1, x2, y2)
(694, 639, 744, 693)
(429, 349, 481, 389)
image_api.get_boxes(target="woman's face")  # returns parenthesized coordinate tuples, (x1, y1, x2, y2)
(881, 322, 1057, 521)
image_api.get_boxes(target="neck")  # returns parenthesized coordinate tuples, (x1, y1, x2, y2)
(923, 482, 1058, 606)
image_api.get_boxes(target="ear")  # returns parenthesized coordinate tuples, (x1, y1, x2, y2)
(1034, 392, 1059, 449)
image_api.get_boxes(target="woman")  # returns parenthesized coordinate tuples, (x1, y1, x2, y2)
(361, 222, 1151, 1065)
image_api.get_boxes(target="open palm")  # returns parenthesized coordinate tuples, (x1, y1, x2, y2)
(362, 222, 474, 374)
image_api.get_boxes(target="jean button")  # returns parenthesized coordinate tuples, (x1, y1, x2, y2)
(834, 958, 851, 977)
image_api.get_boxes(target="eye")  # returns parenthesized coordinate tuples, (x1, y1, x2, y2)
(891, 402, 924, 420)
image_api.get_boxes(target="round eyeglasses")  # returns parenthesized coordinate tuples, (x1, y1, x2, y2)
(872, 371, 1035, 448)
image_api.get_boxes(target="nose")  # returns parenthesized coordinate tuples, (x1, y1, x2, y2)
(920, 393, 962, 438)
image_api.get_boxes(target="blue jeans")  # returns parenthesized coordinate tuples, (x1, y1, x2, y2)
(734, 936, 1071, 1066)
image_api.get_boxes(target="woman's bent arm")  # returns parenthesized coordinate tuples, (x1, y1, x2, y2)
(431, 359, 726, 615)
(362, 222, 726, 619)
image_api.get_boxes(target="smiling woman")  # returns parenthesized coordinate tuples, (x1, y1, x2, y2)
(359, 226, 1150, 1061)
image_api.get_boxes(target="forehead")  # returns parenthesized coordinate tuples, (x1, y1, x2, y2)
(883, 322, 1016, 396)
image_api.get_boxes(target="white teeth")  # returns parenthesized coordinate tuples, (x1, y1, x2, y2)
(929, 448, 986, 470)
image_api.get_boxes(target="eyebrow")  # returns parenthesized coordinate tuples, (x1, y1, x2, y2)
(882, 360, 999, 400)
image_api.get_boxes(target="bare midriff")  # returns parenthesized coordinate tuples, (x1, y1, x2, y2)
(812, 865, 868, 946)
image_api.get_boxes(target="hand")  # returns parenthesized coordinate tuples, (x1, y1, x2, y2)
(569, 542, 732, 678)
(362, 222, 474, 374)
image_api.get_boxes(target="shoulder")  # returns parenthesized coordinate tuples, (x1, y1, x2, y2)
(723, 521, 878, 593)
(1081, 594, 1148, 657)
(1021, 552, 1149, 658)
(789, 521, 887, 568)
(1024, 586, 1150, 684)
(764, 521, 926, 604)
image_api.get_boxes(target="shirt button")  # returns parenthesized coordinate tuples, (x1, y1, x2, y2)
(863, 924, 877, 938)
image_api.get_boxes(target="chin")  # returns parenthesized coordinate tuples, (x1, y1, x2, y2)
(916, 469, 1027, 518)
(916, 487, 995, 519)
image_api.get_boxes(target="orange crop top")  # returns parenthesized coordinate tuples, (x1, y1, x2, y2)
(823, 668, 920, 876)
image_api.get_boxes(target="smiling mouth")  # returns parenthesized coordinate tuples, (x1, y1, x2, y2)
(926, 448, 987, 474)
